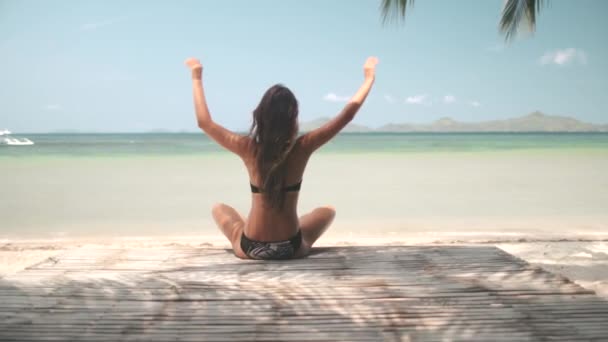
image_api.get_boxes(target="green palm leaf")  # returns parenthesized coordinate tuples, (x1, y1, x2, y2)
(380, 0, 415, 24)
(500, 0, 545, 42)
(380, 0, 547, 42)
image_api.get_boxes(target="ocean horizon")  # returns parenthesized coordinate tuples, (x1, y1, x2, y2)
(2, 132, 608, 158)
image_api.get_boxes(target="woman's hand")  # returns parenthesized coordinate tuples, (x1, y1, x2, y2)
(363, 56, 379, 80)
(185, 57, 203, 80)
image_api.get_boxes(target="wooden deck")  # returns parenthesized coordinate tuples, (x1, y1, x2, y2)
(1, 245, 608, 341)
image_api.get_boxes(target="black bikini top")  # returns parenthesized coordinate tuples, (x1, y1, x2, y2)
(250, 181, 302, 194)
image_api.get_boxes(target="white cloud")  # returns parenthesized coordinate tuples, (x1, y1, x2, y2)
(44, 104, 62, 111)
(540, 48, 587, 66)
(443, 95, 456, 104)
(405, 94, 429, 105)
(384, 95, 396, 103)
(469, 101, 481, 107)
(323, 93, 350, 102)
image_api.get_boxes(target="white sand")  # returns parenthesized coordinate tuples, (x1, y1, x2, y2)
(498, 241, 608, 299)
(0, 244, 68, 277)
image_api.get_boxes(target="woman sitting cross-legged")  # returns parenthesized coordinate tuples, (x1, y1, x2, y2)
(185, 56, 378, 259)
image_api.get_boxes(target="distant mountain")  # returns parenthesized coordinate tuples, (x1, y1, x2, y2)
(299, 118, 330, 132)
(301, 112, 607, 133)
(300, 117, 373, 132)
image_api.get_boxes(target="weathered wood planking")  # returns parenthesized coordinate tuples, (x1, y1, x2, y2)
(1, 246, 608, 341)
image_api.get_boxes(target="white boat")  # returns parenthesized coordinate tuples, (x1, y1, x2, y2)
(0, 130, 34, 146)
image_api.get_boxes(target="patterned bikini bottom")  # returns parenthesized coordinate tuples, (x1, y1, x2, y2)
(240, 231, 302, 260)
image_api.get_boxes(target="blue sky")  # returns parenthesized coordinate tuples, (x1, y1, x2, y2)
(1, 0, 607, 132)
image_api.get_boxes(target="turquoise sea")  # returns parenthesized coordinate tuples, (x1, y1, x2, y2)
(2, 132, 608, 241)
(2, 132, 608, 157)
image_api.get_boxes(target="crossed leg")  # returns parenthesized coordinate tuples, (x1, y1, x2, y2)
(211, 203, 247, 259)
(212, 203, 336, 259)
(295, 206, 336, 258)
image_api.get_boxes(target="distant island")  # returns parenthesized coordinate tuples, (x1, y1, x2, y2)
(36, 111, 607, 134)
(300, 112, 608, 133)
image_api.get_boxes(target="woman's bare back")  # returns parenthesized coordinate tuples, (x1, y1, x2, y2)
(241, 137, 313, 242)
(186, 56, 378, 258)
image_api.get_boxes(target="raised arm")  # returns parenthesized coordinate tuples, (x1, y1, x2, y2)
(185, 58, 249, 157)
(299, 57, 378, 153)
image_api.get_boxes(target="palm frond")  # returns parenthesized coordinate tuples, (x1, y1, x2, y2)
(380, 0, 415, 25)
(500, 0, 546, 42)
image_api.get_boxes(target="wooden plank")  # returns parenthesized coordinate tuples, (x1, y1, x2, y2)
(1, 245, 607, 341)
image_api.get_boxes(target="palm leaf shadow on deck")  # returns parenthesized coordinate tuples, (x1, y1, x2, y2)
(1, 246, 608, 341)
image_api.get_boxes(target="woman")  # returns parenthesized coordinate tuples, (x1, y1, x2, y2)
(185, 56, 378, 259)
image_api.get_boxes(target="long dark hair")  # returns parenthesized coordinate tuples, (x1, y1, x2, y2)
(249, 84, 299, 209)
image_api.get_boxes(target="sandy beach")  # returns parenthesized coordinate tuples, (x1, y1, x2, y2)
(3, 138, 607, 302)
(3, 1, 608, 338)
